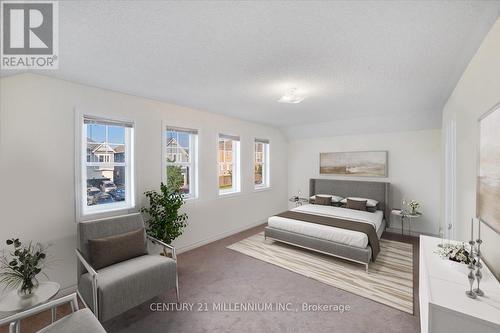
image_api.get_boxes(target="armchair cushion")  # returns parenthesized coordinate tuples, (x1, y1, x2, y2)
(79, 254, 176, 322)
(89, 228, 147, 270)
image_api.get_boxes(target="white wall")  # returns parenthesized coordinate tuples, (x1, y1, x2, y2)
(288, 130, 442, 235)
(442, 17, 500, 279)
(283, 111, 442, 139)
(0, 73, 288, 291)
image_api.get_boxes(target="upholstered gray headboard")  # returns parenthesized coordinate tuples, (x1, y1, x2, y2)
(309, 179, 390, 218)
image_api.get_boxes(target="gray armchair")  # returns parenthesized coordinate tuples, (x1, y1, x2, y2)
(76, 213, 178, 322)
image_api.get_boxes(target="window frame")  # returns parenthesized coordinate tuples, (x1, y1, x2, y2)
(217, 133, 241, 196)
(163, 126, 199, 200)
(76, 113, 136, 220)
(254, 138, 270, 190)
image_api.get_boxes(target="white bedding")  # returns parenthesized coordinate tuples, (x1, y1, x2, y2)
(267, 204, 384, 249)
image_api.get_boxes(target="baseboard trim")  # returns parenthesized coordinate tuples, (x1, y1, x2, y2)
(176, 219, 267, 254)
(59, 284, 77, 296)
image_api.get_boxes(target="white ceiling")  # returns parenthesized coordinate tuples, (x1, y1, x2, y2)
(3, 1, 500, 130)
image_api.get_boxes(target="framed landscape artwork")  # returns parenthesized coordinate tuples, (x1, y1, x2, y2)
(319, 151, 387, 177)
(477, 106, 500, 234)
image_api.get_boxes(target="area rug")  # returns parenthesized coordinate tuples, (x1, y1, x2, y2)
(227, 232, 413, 314)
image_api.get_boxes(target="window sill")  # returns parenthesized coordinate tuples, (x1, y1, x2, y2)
(253, 186, 272, 193)
(79, 205, 137, 222)
(183, 196, 200, 204)
(217, 191, 242, 199)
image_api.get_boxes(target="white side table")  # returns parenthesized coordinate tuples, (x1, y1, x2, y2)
(0, 281, 60, 333)
(391, 209, 422, 235)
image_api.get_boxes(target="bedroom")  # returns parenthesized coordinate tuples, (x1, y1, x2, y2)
(0, 1, 499, 332)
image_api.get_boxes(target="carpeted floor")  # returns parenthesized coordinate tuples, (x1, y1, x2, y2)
(103, 225, 420, 333)
(0, 225, 420, 333)
(228, 232, 413, 314)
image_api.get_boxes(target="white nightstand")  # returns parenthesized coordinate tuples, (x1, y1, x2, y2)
(391, 209, 422, 235)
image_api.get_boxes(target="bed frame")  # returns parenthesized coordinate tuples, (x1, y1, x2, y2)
(264, 179, 390, 272)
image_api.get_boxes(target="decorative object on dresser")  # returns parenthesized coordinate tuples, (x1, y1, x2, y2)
(0, 238, 51, 299)
(319, 151, 388, 177)
(465, 237, 477, 299)
(435, 243, 475, 265)
(474, 219, 484, 297)
(420, 235, 500, 333)
(464, 217, 488, 299)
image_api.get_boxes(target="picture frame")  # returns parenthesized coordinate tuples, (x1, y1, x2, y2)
(319, 151, 388, 177)
(477, 103, 500, 234)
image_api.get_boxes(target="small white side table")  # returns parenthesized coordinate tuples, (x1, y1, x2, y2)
(391, 209, 422, 235)
(0, 281, 60, 333)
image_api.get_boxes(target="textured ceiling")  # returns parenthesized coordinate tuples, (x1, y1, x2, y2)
(2, 1, 500, 129)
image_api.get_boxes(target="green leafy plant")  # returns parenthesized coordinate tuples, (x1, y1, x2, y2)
(141, 166, 188, 255)
(0, 238, 49, 296)
(166, 165, 185, 191)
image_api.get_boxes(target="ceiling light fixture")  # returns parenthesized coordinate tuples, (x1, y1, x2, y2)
(278, 88, 305, 104)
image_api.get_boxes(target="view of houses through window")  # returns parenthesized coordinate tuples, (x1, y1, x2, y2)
(83, 117, 133, 214)
(218, 134, 240, 194)
(255, 139, 270, 188)
(166, 127, 198, 198)
(82, 121, 266, 213)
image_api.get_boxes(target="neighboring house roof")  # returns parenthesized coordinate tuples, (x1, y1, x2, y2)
(91, 143, 116, 154)
(87, 138, 121, 154)
(167, 138, 189, 157)
(114, 145, 125, 154)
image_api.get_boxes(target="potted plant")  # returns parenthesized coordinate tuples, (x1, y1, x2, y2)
(408, 200, 420, 215)
(0, 238, 49, 298)
(141, 166, 188, 256)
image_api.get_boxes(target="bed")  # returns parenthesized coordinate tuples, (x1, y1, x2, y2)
(264, 179, 390, 272)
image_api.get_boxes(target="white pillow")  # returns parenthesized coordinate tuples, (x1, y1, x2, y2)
(341, 197, 379, 207)
(310, 194, 344, 203)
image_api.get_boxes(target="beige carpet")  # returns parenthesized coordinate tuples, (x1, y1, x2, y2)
(228, 232, 413, 314)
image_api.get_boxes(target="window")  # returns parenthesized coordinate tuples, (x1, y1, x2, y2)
(81, 116, 134, 216)
(254, 139, 270, 189)
(218, 134, 240, 195)
(165, 127, 198, 198)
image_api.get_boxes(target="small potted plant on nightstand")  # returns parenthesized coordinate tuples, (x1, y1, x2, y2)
(408, 200, 421, 215)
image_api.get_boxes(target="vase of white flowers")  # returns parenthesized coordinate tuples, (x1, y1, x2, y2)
(408, 200, 420, 215)
(435, 243, 475, 265)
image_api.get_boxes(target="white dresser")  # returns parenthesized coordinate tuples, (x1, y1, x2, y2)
(419, 236, 500, 333)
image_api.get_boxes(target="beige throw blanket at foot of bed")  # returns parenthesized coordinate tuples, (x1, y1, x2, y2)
(275, 211, 380, 261)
